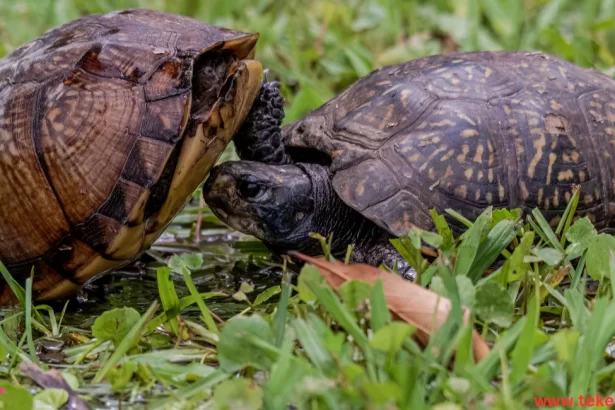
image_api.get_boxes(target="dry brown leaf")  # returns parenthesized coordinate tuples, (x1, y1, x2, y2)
(289, 251, 490, 362)
(20, 361, 89, 410)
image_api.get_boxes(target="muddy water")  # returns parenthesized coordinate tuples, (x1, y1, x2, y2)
(51, 223, 283, 329)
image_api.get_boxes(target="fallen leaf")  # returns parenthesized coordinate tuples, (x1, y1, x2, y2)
(19, 361, 88, 410)
(288, 252, 490, 362)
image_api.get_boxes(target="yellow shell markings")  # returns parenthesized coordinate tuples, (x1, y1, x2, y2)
(546, 153, 557, 184)
(399, 97, 493, 199)
(60, 66, 263, 298)
(0, 85, 124, 300)
(290, 52, 615, 243)
(454, 185, 468, 199)
(461, 129, 479, 138)
(0, 20, 263, 304)
(487, 141, 496, 167)
(355, 180, 365, 197)
(575, 90, 615, 221)
(0, 85, 72, 262)
(417, 119, 455, 129)
(464, 168, 473, 181)
(440, 149, 455, 162)
(519, 181, 530, 200)
(557, 169, 575, 182)
(473, 144, 484, 164)
(487, 169, 495, 183)
(457, 144, 470, 163)
(41, 76, 145, 226)
(417, 133, 440, 147)
(553, 189, 560, 208)
(418, 146, 447, 172)
(498, 184, 505, 201)
(584, 193, 595, 205)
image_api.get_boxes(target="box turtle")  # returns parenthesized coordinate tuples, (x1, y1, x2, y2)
(0, 9, 266, 305)
(205, 51, 615, 276)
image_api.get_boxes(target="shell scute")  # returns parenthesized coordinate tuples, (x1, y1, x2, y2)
(288, 51, 615, 235)
(141, 93, 191, 143)
(121, 137, 175, 188)
(144, 57, 193, 101)
(40, 75, 144, 225)
(0, 83, 70, 263)
(98, 179, 149, 224)
(413, 57, 522, 101)
(333, 159, 401, 212)
(75, 43, 160, 82)
(0, 9, 262, 304)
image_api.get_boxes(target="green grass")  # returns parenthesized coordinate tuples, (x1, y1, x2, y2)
(2, 0, 615, 409)
(3, 193, 615, 409)
(1, 0, 614, 122)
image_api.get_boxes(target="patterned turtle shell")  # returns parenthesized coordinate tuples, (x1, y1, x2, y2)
(0, 9, 263, 305)
(284, 51, 615, 236)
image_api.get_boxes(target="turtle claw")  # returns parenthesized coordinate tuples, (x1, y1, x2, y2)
(234, 72, 291, 165)
(262, 69, 280, 88)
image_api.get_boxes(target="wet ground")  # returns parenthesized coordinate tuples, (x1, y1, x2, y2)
(43, 209, 285, 329)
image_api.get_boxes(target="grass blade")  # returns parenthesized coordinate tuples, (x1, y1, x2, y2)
(454, 208, 492, 276)
(446, 208, 474, 228)
(370, 279, 391, 332)
(509, 270, 539, 385)
(468, 219, 517, 282)
(569, 298, 608, 396)
(182, 267, 219, 335)
(292, 318, 334, 373)
(0, 259, 25, 307)
(0, 324, 29, 363)
(156, 267, 181, 336)
(476, 318, 526, 379)
(557, 185, 580, 242)
(273, 263, 292, 347)
(531, 208, 564, 252)
(24, 276, 40, 365)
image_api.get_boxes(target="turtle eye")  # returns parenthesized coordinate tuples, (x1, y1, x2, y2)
(237, 181, 265, 200)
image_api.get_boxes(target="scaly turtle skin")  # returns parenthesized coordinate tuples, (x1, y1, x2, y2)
(0, 9, 264, 305)
(234, 74, 289, 164)
(204, 51, 615, 275)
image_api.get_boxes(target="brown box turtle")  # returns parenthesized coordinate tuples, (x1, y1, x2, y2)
(205, 51, 615, 276)
(0, 9, 266, 305)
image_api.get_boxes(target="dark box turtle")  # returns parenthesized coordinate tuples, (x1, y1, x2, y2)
(205, 51, 615, 276)
(0, 9, 265, 305)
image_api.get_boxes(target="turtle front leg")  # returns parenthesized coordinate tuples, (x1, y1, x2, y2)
(234, 74, 292, 165)
(352, 240, 417, 281)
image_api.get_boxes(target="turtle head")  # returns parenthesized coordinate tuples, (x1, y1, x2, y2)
(203, 161, 316, 248)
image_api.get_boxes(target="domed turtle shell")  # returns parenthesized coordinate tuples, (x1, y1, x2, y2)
(284, 51, 615, 236)
(0, 9, 263, 305)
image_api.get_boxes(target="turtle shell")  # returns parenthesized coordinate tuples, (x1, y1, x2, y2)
(284, 51, 615, 236)
(0, 9, 263, 305)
